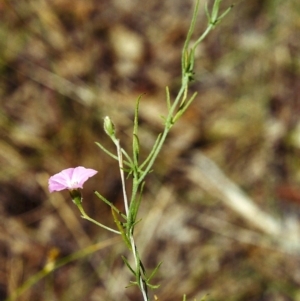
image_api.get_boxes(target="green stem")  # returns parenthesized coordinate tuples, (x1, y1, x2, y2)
(138, 76, 189, 185)
(129, 231, 149, 301)
(76, 203, 121, 235)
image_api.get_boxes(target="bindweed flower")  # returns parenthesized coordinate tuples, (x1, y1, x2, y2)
(48, 167, 120, 234)
(48, 166, 98, 193)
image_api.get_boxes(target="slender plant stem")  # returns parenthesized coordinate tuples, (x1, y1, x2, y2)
(121, 77, 189, 301)
(76, 203, 121, 234)
(138, 76, 189, 186)
(115, 140, 149, 300)
(115, 139, 130, 216)
(129, 232, 148, 301)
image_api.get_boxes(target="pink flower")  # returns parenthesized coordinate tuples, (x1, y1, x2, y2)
(48, 167, 98, 193)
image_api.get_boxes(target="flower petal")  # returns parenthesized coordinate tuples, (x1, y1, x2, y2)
(71, 166, 98, 188)
(48, 180, 68, 192)
(48, 168, 75, 192)
(48, 167, 98, 192)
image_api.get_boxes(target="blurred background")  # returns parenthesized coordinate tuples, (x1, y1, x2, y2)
(1, 0, 300, 300)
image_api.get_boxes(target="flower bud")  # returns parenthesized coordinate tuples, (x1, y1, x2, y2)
(103, 116, 116, 137)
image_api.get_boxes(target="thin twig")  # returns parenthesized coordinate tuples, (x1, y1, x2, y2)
(115, 140, 129, 216)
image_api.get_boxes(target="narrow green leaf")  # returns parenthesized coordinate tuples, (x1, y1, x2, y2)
(131, 182, 145, 221)
(182, 0, 200, 73)
(205, 2, 211, 23)
(94, 191, 127, 219)
(133, 133, 140, 163)
(173, 92, 198, 123)
(121, 256, 136, 276)
(95, 142, 133, 170)
(112, 209, 131, 250)
(217, 3, 235, 23)
(121, 147, 135, 167)
(95, 142, 118, 160)
(211, 0, 221, 23)
(147, 261, 162, 282)
(165, 86, 171, 110)
(139, 133, 162, 170)
(126, 282, 138, 288)
(133, 95, 143, 165)
(146, 283, 160, 289)
(138, 256, 147, 275)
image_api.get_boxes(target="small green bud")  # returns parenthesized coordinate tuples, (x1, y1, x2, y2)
(103, 116, 116, 137)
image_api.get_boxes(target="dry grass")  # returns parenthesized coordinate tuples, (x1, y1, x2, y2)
(1, 0, 300, 300)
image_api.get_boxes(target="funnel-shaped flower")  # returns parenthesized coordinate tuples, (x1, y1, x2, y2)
(48, 167, 98, 193)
